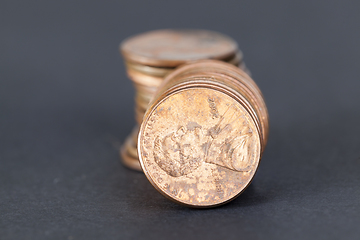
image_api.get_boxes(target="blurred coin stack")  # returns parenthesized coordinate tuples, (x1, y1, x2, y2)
(119, 29, 250, 171)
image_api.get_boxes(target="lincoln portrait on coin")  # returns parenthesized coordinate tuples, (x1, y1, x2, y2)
(153, 104, 253, 177)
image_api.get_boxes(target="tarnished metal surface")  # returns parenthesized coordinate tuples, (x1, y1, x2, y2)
(139, 88, 261, 207)
(138, 60, 268, 207)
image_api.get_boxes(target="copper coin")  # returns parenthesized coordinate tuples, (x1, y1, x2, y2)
(121, 29, 238, 67)
(120, 127, 142, 171)
(135, 95, 150, 111)
(120, 142, 142, 171)
(139, 88, 262, 207)
(125, 61, 173, 77)
(133, 82, 158, 95)
(124, 52, 242, 78)
(125, 133, 139, 159)
(135, 106, 145, 125)
(127, 68, 163, 87)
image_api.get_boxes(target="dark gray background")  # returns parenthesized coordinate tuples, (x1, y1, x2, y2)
(1, 0, 359, 239)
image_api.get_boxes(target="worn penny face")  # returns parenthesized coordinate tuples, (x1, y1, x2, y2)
(139, 88, 261, 207)
(121, 29, 238, 67)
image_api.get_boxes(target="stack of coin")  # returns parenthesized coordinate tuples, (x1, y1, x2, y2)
(138, 60, 269, 207)
(119, 29, 250, 171)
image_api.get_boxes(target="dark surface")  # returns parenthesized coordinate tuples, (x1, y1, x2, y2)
(1, 0, 360, 239)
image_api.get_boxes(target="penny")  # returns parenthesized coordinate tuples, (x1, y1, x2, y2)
(139, 87, 261, 207)
(135, 107, 145, 125)
(120, 141, 142, 171)
(135, 91, 153, 103)
(133, 82, 158, 95)
(121, 29, 238, 67)
(135, 95, 150, 111)
(138, 60, 268, 207)
(127, 68, 163, 87)
(124, 51, 242, 78)
(120, 127, 142, 171)
(131, 126, 139, 144)
(125, 134, 139, 159)
(126, 61, 173, 77)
